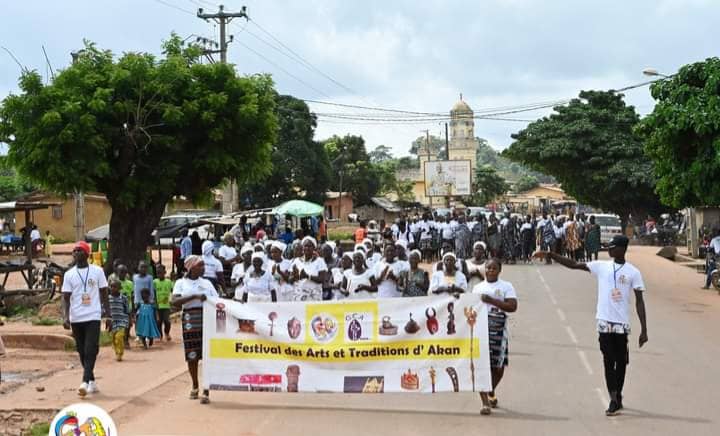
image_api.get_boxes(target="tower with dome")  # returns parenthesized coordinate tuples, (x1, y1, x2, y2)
(448, 95, 479, 169)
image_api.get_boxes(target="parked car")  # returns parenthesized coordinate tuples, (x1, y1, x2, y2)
(85, 214, 216, 245)
(593, 213, 622, 247)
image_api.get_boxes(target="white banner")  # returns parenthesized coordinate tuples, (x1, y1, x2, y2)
(202, 294, 491, 393)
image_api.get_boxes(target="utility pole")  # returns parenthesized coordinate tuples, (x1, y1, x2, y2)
(71, 50, 86, 241)
(444, 123, 450, 207)
(197, 5, 248, 213)
(423, 129, 433, 211)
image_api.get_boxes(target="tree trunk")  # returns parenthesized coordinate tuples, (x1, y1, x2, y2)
(105, 198, 168, 275)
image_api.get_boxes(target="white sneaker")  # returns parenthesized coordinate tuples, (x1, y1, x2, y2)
(78, 382, 88, 397)
(87, 381, 99, 394)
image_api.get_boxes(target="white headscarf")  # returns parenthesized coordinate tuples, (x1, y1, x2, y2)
(473, 241, 487, 250)
(201, 240, 214, 257)
(240, 244, 254, 256)
(302, 236, 317, 247)
(271, 240, 287, 253)
(442, 252, 457, 261)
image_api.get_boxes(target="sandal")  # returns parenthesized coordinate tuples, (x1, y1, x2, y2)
(480, 406, 492, 415)
(200, 393, 210, 404)
(189, 388, 199, 400)
(489, 394, 498, 408)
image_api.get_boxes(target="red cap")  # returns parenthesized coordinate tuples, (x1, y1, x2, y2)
(74, 241, 91, 255)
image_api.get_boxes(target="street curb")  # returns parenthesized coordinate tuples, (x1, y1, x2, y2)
(0, 333, 74, 350)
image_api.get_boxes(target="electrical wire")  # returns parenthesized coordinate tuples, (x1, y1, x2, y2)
(151, 0, 195, 16)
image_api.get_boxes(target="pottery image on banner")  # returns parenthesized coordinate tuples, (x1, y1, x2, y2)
(404, 313, 421, 334)
(286, 365, 300, 392)
(378, 316, 398, 336)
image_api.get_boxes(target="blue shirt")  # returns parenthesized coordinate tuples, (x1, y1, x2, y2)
(180, 236, 192, 258)
(133, 273, 155, 306)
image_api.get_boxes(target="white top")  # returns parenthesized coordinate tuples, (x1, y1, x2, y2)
(231, 262, 251, 283)
(500, 217, 510, 227)
(587, 261, 645, 325)
(343, 268, 375, 300)
(235, 268, 275, 299)
(218, 245, 238, 261)
(520, 223, 533, 232)
(711, 236, 720, 255)
(292, 256, 328, 293)
(465, 259, 486, 290)
(429, 270, 468, 293)
(270, 258, 292, 282)
(172, 277, 218, 310)
(366, 252, 382, 269)
(393, 228, 414, 245)
(374, 259, 409, 298)
(30, 229, 41, 241)
(440, 222, 454, 239)
(418, 221, 433, 240)
(63, 265, 108, 323)
(202, 254, 224, 279)
(472, 279, 518, 313)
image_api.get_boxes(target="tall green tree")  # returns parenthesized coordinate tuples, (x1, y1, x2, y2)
(467, 165, 509, 206)
(243, 94, 331, 207)
(324, 135, 379, 205)
(0, 36, 277, 269)
(638, 57, 720, 208)
(0, 156, 36, 201)
(504, 90, 665, 219)
(409, 134, 446, 159)
(368, 145, 393, 163)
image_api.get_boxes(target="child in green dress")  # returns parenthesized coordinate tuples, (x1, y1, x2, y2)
(153, 264, 174, 341)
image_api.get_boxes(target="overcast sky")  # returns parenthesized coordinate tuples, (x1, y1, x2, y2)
(1, 0, 718, 157)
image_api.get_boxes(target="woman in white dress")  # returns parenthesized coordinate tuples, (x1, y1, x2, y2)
(230, 245, 254, 295)
(430, 252, 468, 295)
(291, 237, 327, 301)
(465, 241, 487, 290)
(342, 251, 378, 299)
(269, 241, 293, 301)
(331, 252, 353, 300)
(235, 252, 277, 302)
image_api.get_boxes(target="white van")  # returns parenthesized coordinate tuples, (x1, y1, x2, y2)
(592, 214, 622, 247)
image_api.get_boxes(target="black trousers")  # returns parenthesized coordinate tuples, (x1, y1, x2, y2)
(71, 320, 101, 383)
(598, 333, 629, 397)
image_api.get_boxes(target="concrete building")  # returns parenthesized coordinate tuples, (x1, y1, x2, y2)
(323, 192, 354, 222)
(502, 184, 574, 214)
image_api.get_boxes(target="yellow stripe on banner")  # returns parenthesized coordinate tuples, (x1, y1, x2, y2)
(209, 338, 481, 362)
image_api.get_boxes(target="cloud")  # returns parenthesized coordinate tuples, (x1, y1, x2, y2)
(2, 0, 719, 158)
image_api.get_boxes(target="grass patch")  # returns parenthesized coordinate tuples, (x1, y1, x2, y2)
(31, 316, 62, 326)
(3, 305, 38, 319)
(327, 231, 354, 241)
(25, 422, 50, 436)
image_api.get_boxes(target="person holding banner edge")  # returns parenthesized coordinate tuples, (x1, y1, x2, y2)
(172, 255, 219, 405)
(472, 258, 518, 415)
(532, 234, 648, 416)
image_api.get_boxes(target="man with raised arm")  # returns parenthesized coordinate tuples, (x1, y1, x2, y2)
(533, 235, 648, 416)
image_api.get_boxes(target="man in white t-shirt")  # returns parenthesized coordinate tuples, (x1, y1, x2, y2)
(534, 235, 648, 416)
(62, 241, 109, 398)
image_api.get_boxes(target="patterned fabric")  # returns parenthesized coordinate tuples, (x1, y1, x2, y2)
(488, 309, 509, 368)
(453, 224, 473, 260)
(585, 224, 601, 254)
(565, 221, 582, 251)
(597, 319, 631, 334)
(108, 294, 130, 330)
(182, 308, 204, 361)
(401, 269, 428, 297)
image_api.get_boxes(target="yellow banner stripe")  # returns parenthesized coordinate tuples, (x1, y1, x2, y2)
(209, 338, 481, 362)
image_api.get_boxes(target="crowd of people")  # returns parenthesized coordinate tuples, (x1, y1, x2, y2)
(352, 210, 603, 265)
(59, 206, 647, 417)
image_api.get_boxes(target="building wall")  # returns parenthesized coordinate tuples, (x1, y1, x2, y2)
(522, 186, 568, 200)
(15, 194, 112, 241)
(324, 195, 354, 221)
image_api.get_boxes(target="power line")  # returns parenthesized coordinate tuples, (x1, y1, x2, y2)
(151, 0, 195, 16)
(248, 19, 356, 95)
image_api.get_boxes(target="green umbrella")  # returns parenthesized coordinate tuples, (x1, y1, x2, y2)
(273, 200, 324, 217)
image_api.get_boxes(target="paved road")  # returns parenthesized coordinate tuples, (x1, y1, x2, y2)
(115, 247, 720, 436)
